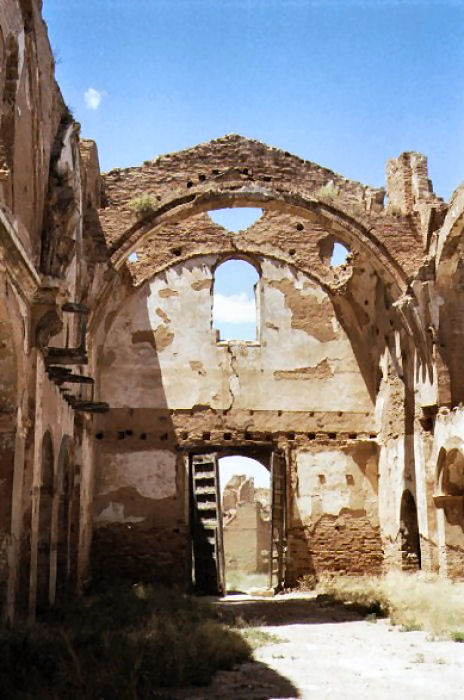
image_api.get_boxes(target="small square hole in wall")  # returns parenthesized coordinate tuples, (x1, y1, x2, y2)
(202, 431, 211, 441)
(328, 432, 337, 440)
(223, 432, 232, 440)
(308, 432, 316, 440)
(180, 431, 188, 440)
(346, 474, 355, 485)
(318, 474, 326, 484)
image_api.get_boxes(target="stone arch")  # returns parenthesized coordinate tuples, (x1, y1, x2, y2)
(437, 447, 464, 498)
(53, 436, 75, 601)
(434, 446, 464, 578)
(36, 430, 53, 610)
(111, 189, 410, 294)
(399, 489, 421, 572)
(219, 454, 271, 587)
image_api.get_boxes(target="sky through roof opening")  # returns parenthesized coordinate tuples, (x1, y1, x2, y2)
(330, 242, 350, 267)
(213, 259, 259, 341)
(209, 208, 262, 232)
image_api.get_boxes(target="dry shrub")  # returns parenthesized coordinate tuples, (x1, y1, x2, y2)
(127, 193, 158, 217)
(316, 571, 464, 639)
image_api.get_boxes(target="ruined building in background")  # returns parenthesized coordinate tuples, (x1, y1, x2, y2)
(222, 475, 270, 575)
(0, 0, 463, 621)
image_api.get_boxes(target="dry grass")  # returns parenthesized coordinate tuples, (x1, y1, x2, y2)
(315, 183, 339, 201)
(0, 584, 252, 699)
(127, 193, 158, 217)
(314, 571, 464, 640)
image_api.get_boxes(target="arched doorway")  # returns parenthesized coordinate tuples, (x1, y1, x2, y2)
(435, 448, 464, 578)
(36, 431, 53, 610)
(190, 449, 285, 596)
(52, 436, 76, 602)
(399, 489, 421, 572)
(219, 455, 271, 593)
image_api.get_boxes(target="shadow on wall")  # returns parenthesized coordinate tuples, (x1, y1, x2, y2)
(93, 281, 185, 588)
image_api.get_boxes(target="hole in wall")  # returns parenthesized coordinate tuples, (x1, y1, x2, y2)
(213, 259, 259, 341)
(330, 242, 350, 267)
(208, 208, 263, 232)
(128, 251, 139, 263)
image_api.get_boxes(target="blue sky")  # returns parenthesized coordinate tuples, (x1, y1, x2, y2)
(44, 0, 463, 201)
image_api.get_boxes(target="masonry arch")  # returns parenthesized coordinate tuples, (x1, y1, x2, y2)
(434, 446, 464, 578)
(399, 489, 421, 572)
(36, 430, 53, 610)
(51, 436, 76, 603)
(220, 455, 271, 592)
(111, 189, 410, 294)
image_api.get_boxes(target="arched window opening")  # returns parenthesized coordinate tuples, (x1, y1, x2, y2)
(438, 449, 464, 498)
(37, 432, 54, 610)
(56, 446, 72, 599)
(213, 259, 259, 341)
(434, 448, 464, 578)
(399, 489, 421, 572)
(330, 242, 351, 267)
(219, 455, 271, 593)
(208, 208, 263, 232)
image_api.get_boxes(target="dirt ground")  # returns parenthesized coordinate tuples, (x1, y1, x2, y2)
(157, 592, 464, 700)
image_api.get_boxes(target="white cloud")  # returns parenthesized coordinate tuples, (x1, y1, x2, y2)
(213, 293, 255, 323)
(84, 87, 102, 110)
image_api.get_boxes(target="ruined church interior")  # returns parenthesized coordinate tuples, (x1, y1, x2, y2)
(1, 1, 463, 628)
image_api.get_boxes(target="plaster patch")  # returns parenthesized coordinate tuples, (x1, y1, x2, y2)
(98, 450, 177, 499)
(154, 325, 174, 350)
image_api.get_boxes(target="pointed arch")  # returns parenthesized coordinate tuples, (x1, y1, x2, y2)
(36, 431, 53, 610)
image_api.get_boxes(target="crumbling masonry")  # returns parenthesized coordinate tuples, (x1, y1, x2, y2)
(0, 0, 463, 620)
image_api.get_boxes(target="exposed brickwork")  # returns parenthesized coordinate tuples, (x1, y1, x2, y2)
(287, 515, 384, 585)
